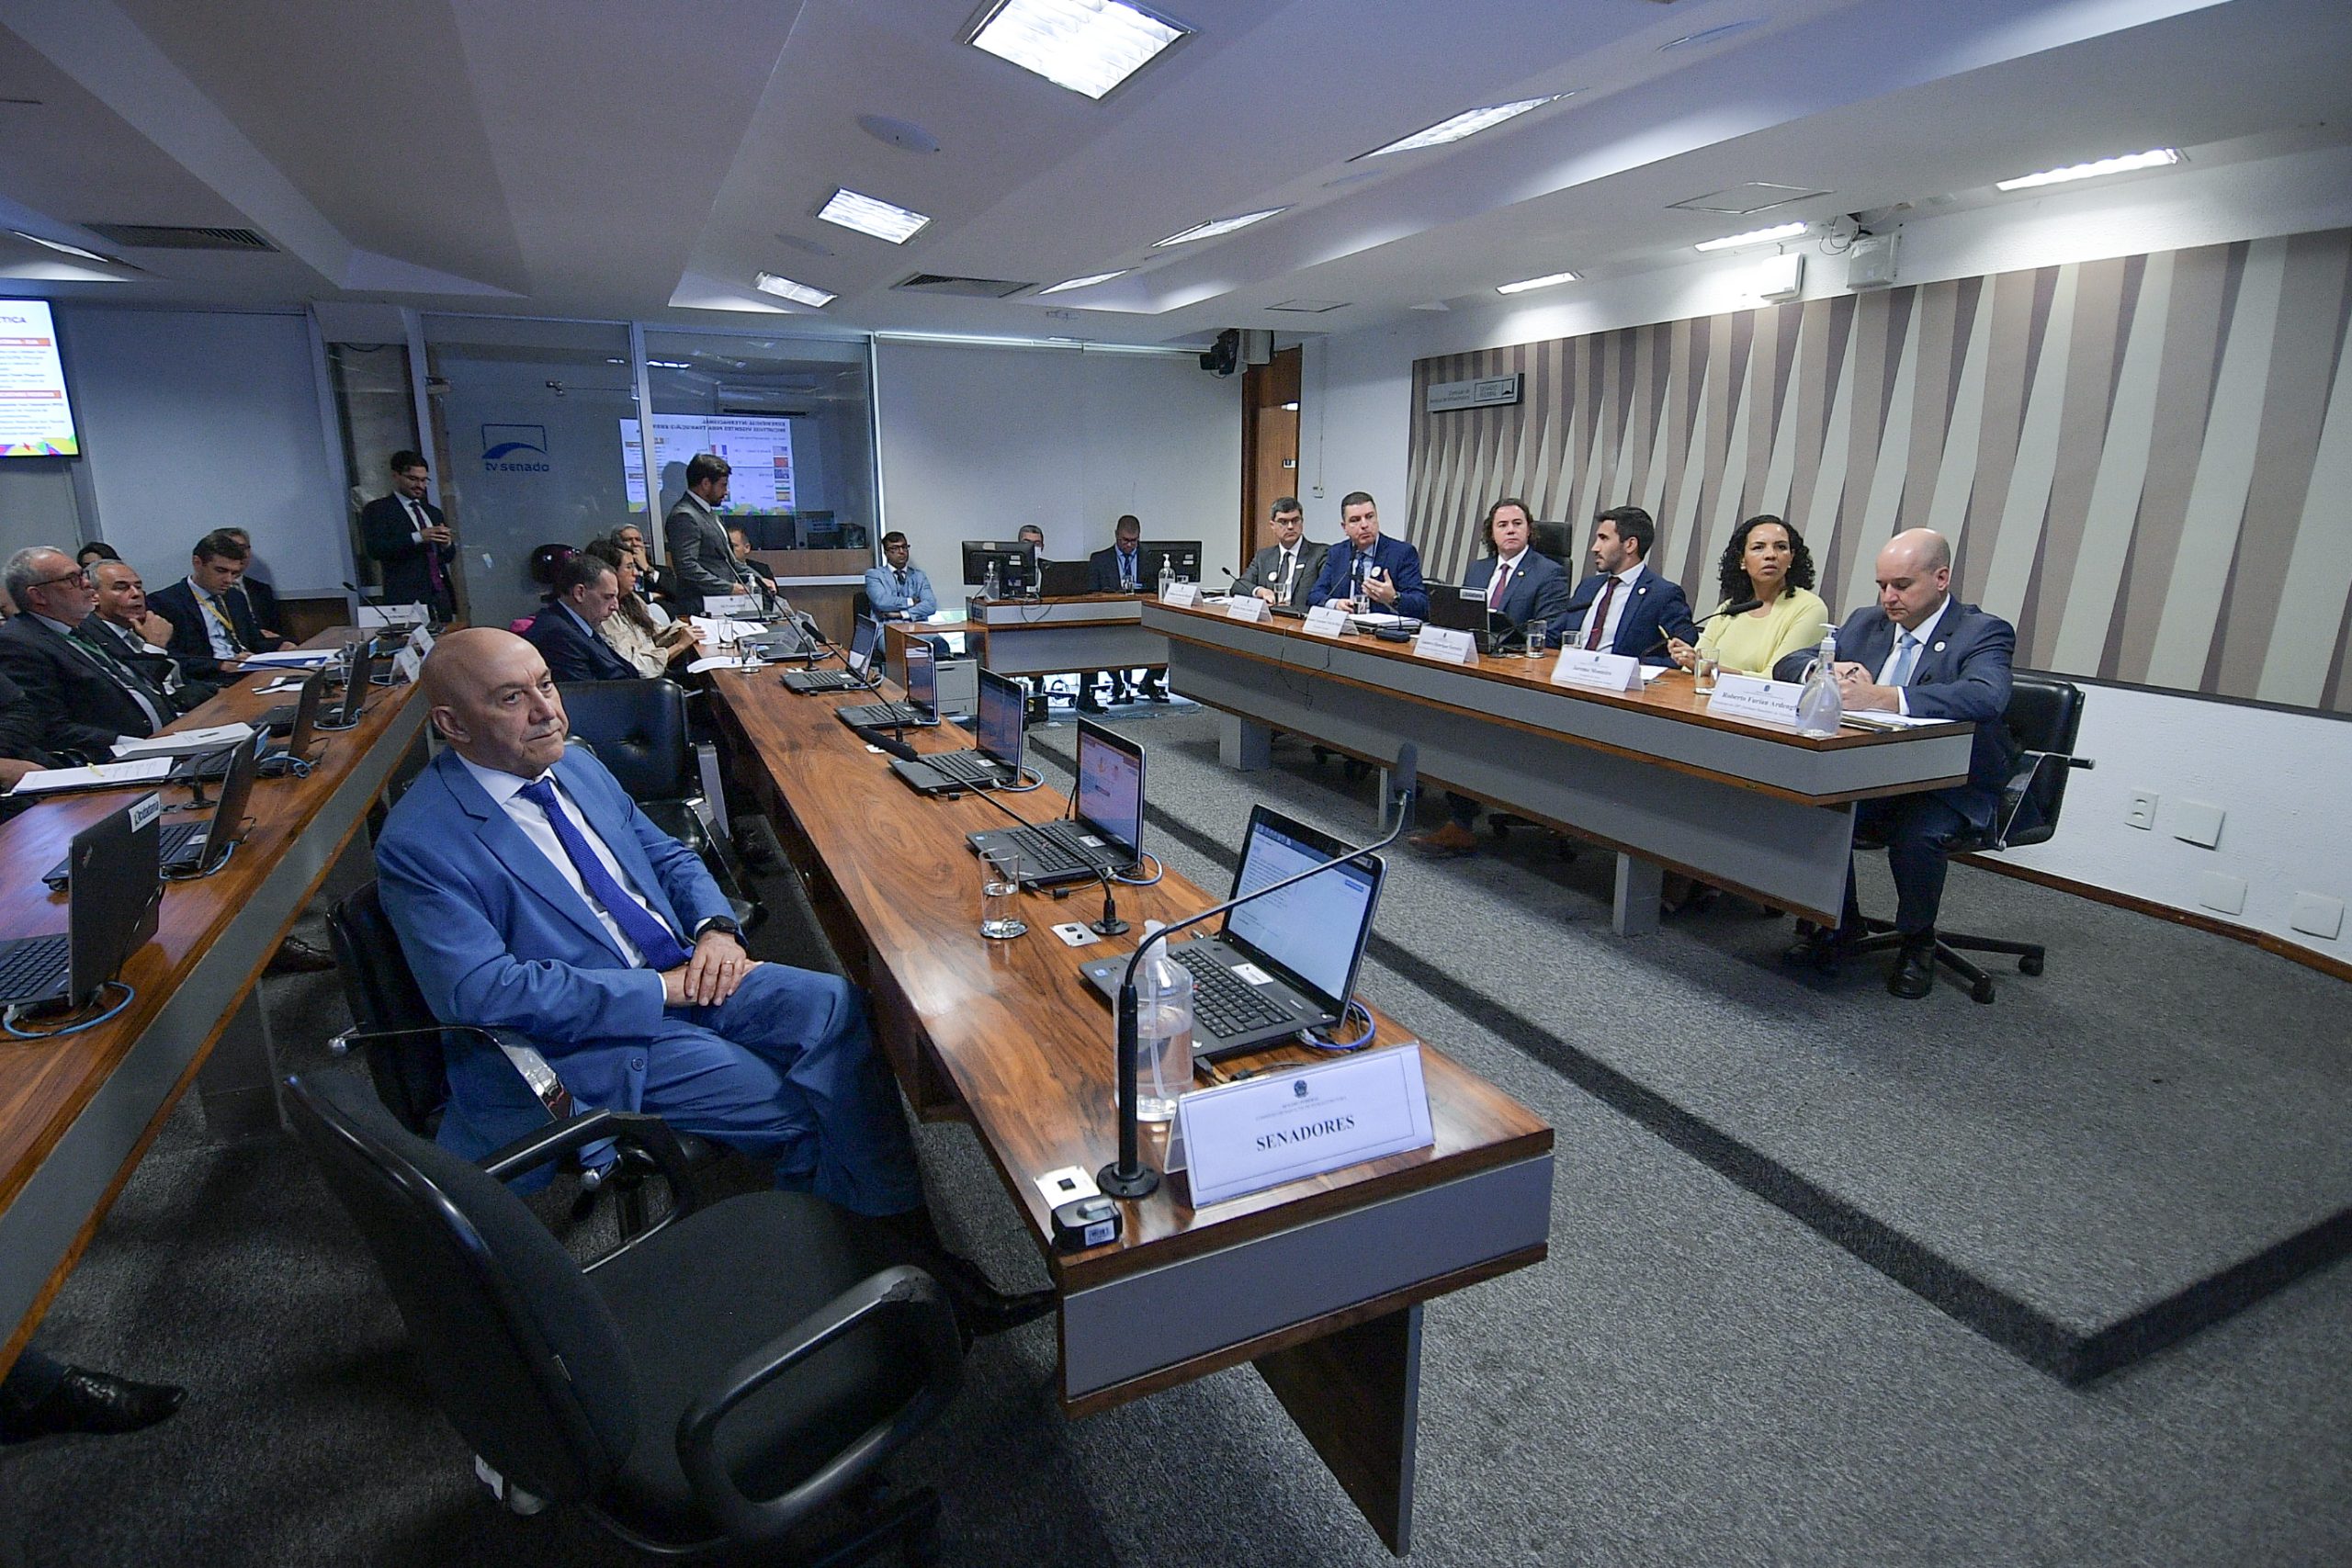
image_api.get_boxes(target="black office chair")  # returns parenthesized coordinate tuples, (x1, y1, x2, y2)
(852, 590, 872, 624)
(1531, 521, 1576, 573)
(1847, 673, 2094, 1002)
(285, 1070, 959, 1562)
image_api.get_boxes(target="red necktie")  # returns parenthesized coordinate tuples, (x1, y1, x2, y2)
(1488, 559, 1513, 610)
(1585, 577, 1621, 650)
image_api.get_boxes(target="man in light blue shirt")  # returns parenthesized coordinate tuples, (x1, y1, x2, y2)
(863, 531, 937, 621)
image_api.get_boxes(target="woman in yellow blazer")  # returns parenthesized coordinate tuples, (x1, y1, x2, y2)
(1668, 514, 1830, 677)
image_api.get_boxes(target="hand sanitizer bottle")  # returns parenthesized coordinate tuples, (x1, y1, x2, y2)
(982, 559, 1001, 603)
(1133, 920, 1194, 1123)
(1795, 632, 1843, 736)
(1158, 560, 1174, 600)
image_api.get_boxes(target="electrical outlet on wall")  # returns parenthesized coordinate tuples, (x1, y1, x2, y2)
(2124, 791, 2158, 830)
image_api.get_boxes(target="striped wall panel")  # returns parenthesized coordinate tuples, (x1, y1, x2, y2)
(1404, 229, 2352, 714)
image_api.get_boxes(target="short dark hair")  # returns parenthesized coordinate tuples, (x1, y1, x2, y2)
(194, 528, 248, 564)
(880, 530, 908, 549)
(1718, 514, 1815, 604)
(1271, 496, 1302, 519)
(1115, 513, 1140, 534)
(1481, 497, 1533, 555)
(556, 552, 616, 598)
(390, 450, 427, 475)
(685, 453, 730, 488)
(582, 537, 627, 570)
(1594, 505, 1655, 560)
(1017, 524, 1045, 543)
(1340, 491, 1376, 513)
(76, 541, 121, 565)
(727, 524, 752, 541)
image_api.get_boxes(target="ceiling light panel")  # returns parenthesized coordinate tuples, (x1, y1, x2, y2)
(1361, 95, 1563, 159)
(11, 231, 117, 264)
(818, 188, 931, 244)
(966, 0, 1191, 101)
(1996, 147, 2181, 191)
(1693, 220, 1807, 253)
(1039, 270, 1128, 294)
(1154, 208, 1286, 246)
(1497, 270, 1579, 295)
(753, 272, 836, 307)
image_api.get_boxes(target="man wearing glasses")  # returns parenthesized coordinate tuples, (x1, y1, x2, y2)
(0, 547, 173, 761)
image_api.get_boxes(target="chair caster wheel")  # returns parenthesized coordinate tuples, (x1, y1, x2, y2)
(2018, 953, 2044, 976)
(1969, 979, 1996, 1004)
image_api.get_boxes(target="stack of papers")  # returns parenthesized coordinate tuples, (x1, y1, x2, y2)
(687, 615, 768, 643)
(1840, 710, 1947, 731)
(7, 757, 175, 795)
(112, 722, 257, 760)
(241, 649, 340, 669)
(1346, 613, 1420, 634)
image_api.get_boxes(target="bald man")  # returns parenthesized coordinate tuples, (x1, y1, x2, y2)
(374, 630, 1047, 1332)
(1777, 528, 2017, 998)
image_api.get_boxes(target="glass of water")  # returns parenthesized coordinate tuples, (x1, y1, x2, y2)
(1522, 617, 1548, 660)
(1693, 649, 1720, 694)
(979, 849, 1026, 940)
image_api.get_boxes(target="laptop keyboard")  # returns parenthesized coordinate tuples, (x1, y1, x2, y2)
(786, 669, 866, 692)
(921, 750, 1001, 787)
(1173, 947, 1293, 1039)
(996, 823, 1094, 880)
(838, 701, 927, 728)
(0, 934, 70, 1003)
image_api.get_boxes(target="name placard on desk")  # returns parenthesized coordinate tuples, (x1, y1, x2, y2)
(391, 645, 424, 685)
(1551, 648, 1641, 692)
(1227, 595, 1270, 623)
(1161, 581, 1201, 608)
(1707, 673, 1807, 727)
(1176, 1044, 1434, 1207)
(703, 592, 763, 618)
(1412, 625, 1477, 664)
(1300, 604, 1348, 637)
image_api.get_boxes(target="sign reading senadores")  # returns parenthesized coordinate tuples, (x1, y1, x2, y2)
(1424, 373, 1522, 414)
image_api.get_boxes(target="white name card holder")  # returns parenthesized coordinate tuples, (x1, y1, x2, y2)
(1411, 625, 1477, 664)
(1300, 604, 1348, 637)
(391, 645, 424, 686)
(1706, 673, 1808, 727)
(1550, 648, 1643, 692)
(703, 592, 762, 618)
(1161, 581, 1202, 608)
(407, 625, 435, 659)
(1226, 594, 1270, 623)
(356, 602, 427, 630)
(1174, 1043, 1435, 1208)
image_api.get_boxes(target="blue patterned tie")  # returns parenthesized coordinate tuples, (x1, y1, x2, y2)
(1888, 629, 1919, 687)
(517, 777, 692, 969)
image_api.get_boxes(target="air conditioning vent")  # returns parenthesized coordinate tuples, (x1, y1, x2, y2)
(893, 273, 1032, 299)
(80, 223, 277, 252)
(1268, 299, 1349, 313)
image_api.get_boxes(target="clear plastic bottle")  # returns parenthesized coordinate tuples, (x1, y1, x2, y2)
(1132, 920, 1194, 1122)
(981, 559, 1001, 602)
(1795, 631, 1844, 736)
(1157, 560, 1174, 600)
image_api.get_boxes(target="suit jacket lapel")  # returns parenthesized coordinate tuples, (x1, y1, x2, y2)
(438, 751, 635, 964)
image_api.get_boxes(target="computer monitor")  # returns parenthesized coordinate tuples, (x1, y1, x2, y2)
(960, 539, 1039, 589)
(320, 640, 377, 731)
(845, 615, 882, 676)
(1138, 540, 1203, 585)
(903, 635, 938, 721)
(974, 669, 1025, 772)
(1073, 717, 1145, 863)
(1221, 806, 1385, 1012)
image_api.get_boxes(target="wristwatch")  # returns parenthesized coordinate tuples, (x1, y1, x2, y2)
(693, 917, 744, 942)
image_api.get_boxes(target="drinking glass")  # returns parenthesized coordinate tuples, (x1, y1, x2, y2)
(1693, 649, 1720, 694)
(1522, 618, 1548, 660)
(979, 850, 1026, 940)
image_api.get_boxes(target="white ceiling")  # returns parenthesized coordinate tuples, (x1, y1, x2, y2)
(1, 0, 2346, 344)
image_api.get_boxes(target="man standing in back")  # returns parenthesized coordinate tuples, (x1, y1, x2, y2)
(664, 453, 750, 614)
(359, 450, 458, 623)
(1234, 497, 1328, 611)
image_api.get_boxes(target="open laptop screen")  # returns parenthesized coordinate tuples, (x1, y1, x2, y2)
(975, 669, 1023, 770)
(904, 637, 936, 719)
(846, 615, 881, 674)
(1073, 720, 1144, 859)
(1222, 810, 1382, 1007)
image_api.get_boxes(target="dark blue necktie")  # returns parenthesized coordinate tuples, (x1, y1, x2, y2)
(517, 777, 692, 969)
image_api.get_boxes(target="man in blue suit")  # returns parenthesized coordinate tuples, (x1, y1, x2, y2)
(1776, 528, 2017, 998)
(1556, 506, 1697, 662)
(377, 628, 1051, 1330)
(1306, 491, 1429, 618)
(1082, 514, 1163, 708)
(862, 531, 937, 621)
(522, 554, 643, 683)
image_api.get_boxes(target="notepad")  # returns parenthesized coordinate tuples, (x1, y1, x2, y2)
(7, 757, 175, 795)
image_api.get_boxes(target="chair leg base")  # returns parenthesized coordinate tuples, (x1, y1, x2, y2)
(1849, 919, 2043, 1004)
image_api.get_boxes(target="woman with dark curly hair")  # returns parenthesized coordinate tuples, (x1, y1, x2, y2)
(1668, 513, 1830, 677)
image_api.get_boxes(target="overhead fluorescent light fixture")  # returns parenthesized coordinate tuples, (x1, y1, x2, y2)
(1360, 95, 1564, 159)
(1497, 269, 1579, 295)
(966, 0, 1191, 101)
(1038, 270, 1128, 294)
(1996, 147, 2181, 192)
(818, 187, 931, 244)
(11, 231, 117, 265)
(753, 272, 836, 308)
(1693, 220, 1806, 253)
(1154, 208, 1286, 247)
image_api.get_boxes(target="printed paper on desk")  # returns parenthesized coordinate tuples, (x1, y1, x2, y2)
(1301, 604, 1348, 637)
(1412, 625, 1477, 664)
(1177, 1043, 1434, 1208)
(1550, 649, 1641, 691)
(1706, 673, 1806, 727)
(1226, 595, 1270, 623)
(112, 722, 257, 759)
(1161, 581, 1201, 608)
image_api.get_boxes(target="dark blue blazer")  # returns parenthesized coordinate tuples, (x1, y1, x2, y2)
(1460, 551, 1571, 630)
(1556, 566, 1697, 665)
(1777, 599, 2017, 827)
(1307, 535, 1430, 618)
(377, 746, 733, 1159)
(524, 602, 641, 683)
(1086, 545, 1147, 593)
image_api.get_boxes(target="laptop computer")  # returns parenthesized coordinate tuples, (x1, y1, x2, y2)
(0, 794, 165, 1014)
(1039, 559, 1093, 598)
(56, 729, 261, 888)
(967, 718, 1144, 888)
(892, 668, 1026, 794)
(316, 641, 378, 732)
(838, 635, 940, 728)
(187, 667, 327, 782)
(1423, 581, 1514, 648)
(782, 615, 884, 693)
(1079, 805, 1386, 1057)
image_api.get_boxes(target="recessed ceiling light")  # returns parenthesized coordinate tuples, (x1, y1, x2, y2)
(1038, 270, 1128, 294)
(11, 231, 117, 265)
(753, 272, 836, 308)
(1497, 269, 1579, 295)
(1358, 95, 1566, 159)
(1154, 208, 1286, 247)
(966, 0, 1191, 101)
(1996, 147, 2181, 192)
(1694, 220, 1806, 253)
(817, 188, 931, 244)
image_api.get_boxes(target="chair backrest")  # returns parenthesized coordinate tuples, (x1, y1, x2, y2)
(2000, 674, 2087, 847)
(1532, 521, 1576, 572)
(559, 678, 692, 803)
(853, 589, 872, 622)
(286, 1070, 640, 1504)
(327, 880, 450, 1134)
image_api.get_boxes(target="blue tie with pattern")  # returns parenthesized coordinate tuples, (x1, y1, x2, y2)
(1887, 629, 1920, 688)
(517, 777, 692, 969)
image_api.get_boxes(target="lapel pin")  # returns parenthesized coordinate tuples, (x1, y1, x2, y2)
(1934, 641, 1946, 652)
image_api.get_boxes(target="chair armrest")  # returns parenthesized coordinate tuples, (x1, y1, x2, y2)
(675, 1265, 963, 1546)
(477, 1109, 702, 1219)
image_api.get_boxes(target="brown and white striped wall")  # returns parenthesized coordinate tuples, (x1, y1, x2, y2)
(1404, 229, 2352, 716)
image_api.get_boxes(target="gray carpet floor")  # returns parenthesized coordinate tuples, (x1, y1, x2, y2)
(4, 705, 2348, 1566)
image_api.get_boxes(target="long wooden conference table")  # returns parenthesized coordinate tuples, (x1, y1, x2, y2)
(1143, 599, 1978, 936)
(0, 644, 426, 1379)
(705, 660, 1555, 1555)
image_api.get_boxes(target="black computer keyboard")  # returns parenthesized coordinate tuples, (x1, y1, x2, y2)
(997, 823, 1093, 880)
(1173, 948, 1292, 1038)
(0, 934, 70, 1003)
(920, 750, 1002, 788)
(838, 701, 927, 728)
(784, 669, 868, 693)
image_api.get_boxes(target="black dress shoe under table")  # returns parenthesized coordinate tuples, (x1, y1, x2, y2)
(0, 1365, 186, 1443)
(1888, 938, 1937, 999)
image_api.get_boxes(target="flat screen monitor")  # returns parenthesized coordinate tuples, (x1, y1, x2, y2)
(69, 795, 164, 1008)
(959, 539, 1038, 589)
(1138, 540, 1203, 585)
(1222, 806, 1385, 1010)
(1073, 718, 1145, 862)
(845, 615, 882, 675)
(974, 669, 1025, 771)
(903, 636, 937, 720)
(0, 300, 79, 457)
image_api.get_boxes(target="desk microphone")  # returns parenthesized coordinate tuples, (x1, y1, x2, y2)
(841, 716, 920, 761)
(1637, 597, 1758, 658)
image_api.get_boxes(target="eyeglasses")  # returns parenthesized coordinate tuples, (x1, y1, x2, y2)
(28, 568, 88, 590)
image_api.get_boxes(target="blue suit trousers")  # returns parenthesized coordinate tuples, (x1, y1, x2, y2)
(1849, 795, 1974, 938)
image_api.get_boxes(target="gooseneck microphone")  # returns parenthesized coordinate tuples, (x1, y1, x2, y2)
(840, 715, 919, 761)
(1640, 597, 1759, 658)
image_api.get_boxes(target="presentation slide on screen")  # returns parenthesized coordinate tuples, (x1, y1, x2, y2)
(621, 413, 794, 513)
(0, 300, 80, 457)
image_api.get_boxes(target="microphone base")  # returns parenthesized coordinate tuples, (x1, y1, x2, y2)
(1096, 1160, 1159, 1200)
(1090, 916, 1130, 937)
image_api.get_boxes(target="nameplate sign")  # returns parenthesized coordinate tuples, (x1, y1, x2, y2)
(1300, 604, 1348, 637)
(1175, 1044, 1434, 1207)
(407, 625, 435, 660)
(1226, 595, 1269, 623)
(1160, 581, 1201, 608)
(1412, 625, 1477, 664)
(356, 602, 427, 629)
(1707, 673, 1807, 727)
(391, 645, 424, 686)
(1550, 649, 1642, 692)
(703, 592, 762, 618)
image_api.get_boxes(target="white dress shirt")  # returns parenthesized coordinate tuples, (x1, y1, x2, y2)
(1587, 562, 1646, 650)
(459, 754, 663, 966)
(404, 496, 435, 543)
(1874, 595, 1951, 716)
(187, 580, 243, 660)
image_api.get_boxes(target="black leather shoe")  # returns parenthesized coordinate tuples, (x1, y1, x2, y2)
(1107, 686, 1136, 706)
(0, 1365, 186, 1443)
(1076, 692, 1105, 715)
(1888, 935, 1937, 999)
(1781, 922, 1859, 974)
(927, 1253, 1055, 1342)
(1141, 683, 1170, 704)
(266, 936, 337, 976)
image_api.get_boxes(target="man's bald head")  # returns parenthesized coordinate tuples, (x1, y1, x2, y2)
(423, 627, 570, 776)
(1874, 528, 1954, 631)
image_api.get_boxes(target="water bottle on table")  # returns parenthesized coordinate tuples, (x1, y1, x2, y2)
(1795, 632, 1844, 736)
(1132, 921, 1194, 1122)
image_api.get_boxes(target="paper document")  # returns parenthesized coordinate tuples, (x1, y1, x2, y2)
(1346, 613, 1419, 633)
(687, 615, 768, 642)
(112, 722, 258, 759)
(240, 649, 339, 668)
(685, 655, 762, 674)
(1840, 710, 1947, 731)
(9, 757, 175, 795)
(1641, 665, 1672, 683)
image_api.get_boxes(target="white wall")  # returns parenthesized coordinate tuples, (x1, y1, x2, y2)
(60, 306, 349, 595)
(874, 341, 1241, 589)
(1300, 143, 2352, 964)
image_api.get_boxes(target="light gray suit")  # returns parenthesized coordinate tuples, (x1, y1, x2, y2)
(1234, 538, 1329, 611)
(663, 491, 747, 612)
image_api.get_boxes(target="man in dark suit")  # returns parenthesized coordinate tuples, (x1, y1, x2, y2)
(1556, 505, 1697, 663)
(0, 547, 171, 760)
(523, 554, 643, 683)
(610, 523, 678, 608)
(1777, 527, 2017, 998)
(214, 527, 288, 646)
(1081, 514, 1163, 710)
(84, 560, 216, 711)
(0, 668, 61, 797)
(149, 530, 291, 683)
(376, 627, 1048, 1335)
(1234, 496, 1329, 612)
(358, 450, 458, 622)
(1307, 491, 1430, 617)
(664, 453, 752, 614)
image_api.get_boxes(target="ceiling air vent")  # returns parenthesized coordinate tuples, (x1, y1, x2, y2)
(1667, 185, 1827, 216)
(1268, 299, 1349, 313)
(892, 273, 1033, 299)
(80, 223, 277, 252)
